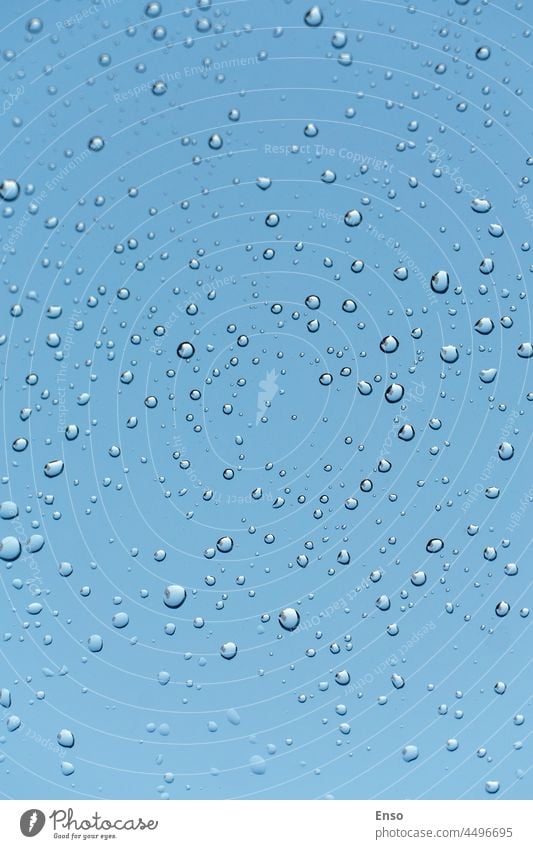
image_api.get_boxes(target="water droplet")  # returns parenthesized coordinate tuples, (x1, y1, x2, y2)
(385, 383, 404, 403)
(380, 335, 399, 353)
(498, 442, 514, 460)
(304, 5, 323, 26)
(112, 612, 129, 629)
(475, 317, 494, 335)
(88, 634, 103, 652)
(177, 342, 195, 359)
(0, 179, 20, 201)
(44, 459, 64, 478)
(517, 342, 533, 359)
(411, 570, 427, 586)
(220, 641, 238, 659)
(479, 368, 498, 384)
(305, 294, 320, 310)
(57, 729, 75, 748)
(61, 762, 75, 776)
(430, 270, 449, 294)
(249, 754, 266, 775)
(0, 501, 18, 519)
(344, 209, 362, 227)
(163, 585, 187, 609)
(226, 708, 241, 725)
(208, 133, 223, 150)
(0, 536, 21, 561)
(476, 46, 491, 60)
(471, 197, 491, 213)
(88, 136, 105, 152)
(65, 424, 79, 441)
(331, 31, 347, 48)
(335, 669, 350, 685)
(398, 424, 415, 441)
(216, 536, 233, 553)
(358, 380, 373, 395)
(145, 2, 162, 16)
(6, 715, 21, 732)
(402, 744, 419, 762)
(440, 345, 459, 363)
(394, 267, 408, 281)
(279, 608, 300, 631)
(0, 688, 12, 708)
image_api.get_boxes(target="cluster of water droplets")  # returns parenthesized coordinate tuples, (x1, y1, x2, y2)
(0, 0, 530, 801)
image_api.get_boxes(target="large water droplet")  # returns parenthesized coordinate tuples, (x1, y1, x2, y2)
(0, 536, 21, 561)
(88, 634, 103, 652)
(0, 179, 20, 201)
(220, 641, 238, 659)
(216, 536, 233, 553)
(440, 345, 459, 363)
(304, 5, 323, 26)
(495, 601, 510, 617)
(6, 715, 21, 732)
(279, 608, 300, 631)
(385, 383, 404, 403)
(44, 459, 64, 478)
(344, 209, 362, 227)
(401, 744, 419, 762)
(335, 669, 350, 685)
(471, 197, 491, 213)
(475, 317, 494, 334)
(430, 270, 449, 293)
(57, 729, 75, 748)
(479, 368, 498, 383)
(208, 133, 223, 150)
(498, 442, 514, 460)
(163, 585, 187, 608)
(380, 335, 399, 353)
(177, 341, 195, 360)
(88, 136, 105, 152)
(517, 342, 533, 359)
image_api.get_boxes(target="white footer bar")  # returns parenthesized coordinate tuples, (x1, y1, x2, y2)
(4, 800, 531, 848)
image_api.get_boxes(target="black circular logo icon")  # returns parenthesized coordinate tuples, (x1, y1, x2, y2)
(20, 810, 46, 837)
